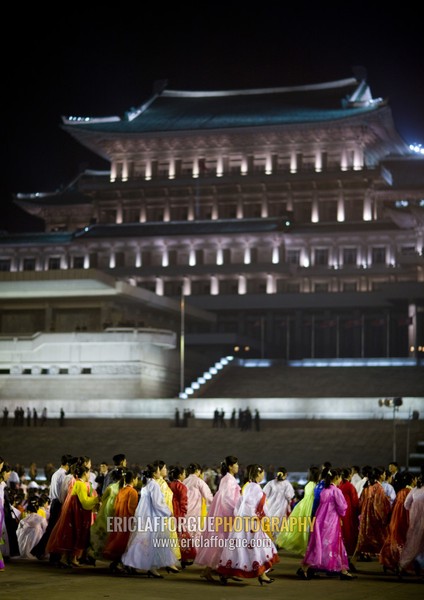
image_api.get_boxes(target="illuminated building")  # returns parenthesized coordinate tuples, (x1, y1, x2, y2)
(1, 76, 424, 363)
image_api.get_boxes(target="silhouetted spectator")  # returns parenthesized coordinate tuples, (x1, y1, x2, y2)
(254, 409, 261, 431)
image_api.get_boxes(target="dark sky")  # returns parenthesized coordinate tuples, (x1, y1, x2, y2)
(3, 4, 424, 231)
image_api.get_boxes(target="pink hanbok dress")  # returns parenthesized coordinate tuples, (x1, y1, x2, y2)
(195, 473, 241, 570)
(303, 483, 349, 572)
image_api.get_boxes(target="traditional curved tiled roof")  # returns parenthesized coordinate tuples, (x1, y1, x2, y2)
(62, 78, 384, 134)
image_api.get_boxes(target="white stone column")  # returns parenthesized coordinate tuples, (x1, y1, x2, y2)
(155, 277, 164, 295)
(116, 203, 123, 224)
(122, 159, 128, 182)
(266, 274, 276, 294)
(212, 197, 219, 220)
(216, 248, 224, 265)
(290, 150, 297, 174)
(168, 158, 175, 180)
(315, 149, 322, 173)
(337, 191, 345, 222)
(110, 161, 117, 182)
(363, 192, 372, 221)
(162, 248, 169, 267)
(139, 204, 146, 223)
(163, 201, 170, 222)
(210, 276, 219, 295)
(182, 277, 191, 296)
(238, 275, 247, 295)
(272, 247, 279, 264)
(216, 156, 224, 177)
(187, 199, 195, 221)
(311, 195, 319, 223)
(353, 147, 364, 171)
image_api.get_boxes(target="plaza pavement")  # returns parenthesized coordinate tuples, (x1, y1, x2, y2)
(1, 551, 422, 600)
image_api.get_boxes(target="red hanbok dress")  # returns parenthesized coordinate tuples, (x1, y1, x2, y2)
(168, 479, 196, 563)
(355, 482, 391, 555)
(338, 479, 359, 556)
(379, 486, 411, 571)
(46, 479, 98, 558)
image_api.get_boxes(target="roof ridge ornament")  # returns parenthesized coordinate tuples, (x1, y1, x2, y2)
(344, 79, 383, 108)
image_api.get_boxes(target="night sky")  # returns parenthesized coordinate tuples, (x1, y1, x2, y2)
(3, 4, 424, 231)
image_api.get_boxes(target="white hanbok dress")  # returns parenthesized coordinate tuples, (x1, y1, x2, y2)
(217, 481, 279, 578)
(263, 477, 295, 534)
(17, 513, 47, 558)
(121, 478, 177, 570)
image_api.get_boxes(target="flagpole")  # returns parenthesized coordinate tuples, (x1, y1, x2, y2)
(180, 289, 185, 396)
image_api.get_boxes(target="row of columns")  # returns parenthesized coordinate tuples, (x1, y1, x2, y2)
(110, 147, 365, 182)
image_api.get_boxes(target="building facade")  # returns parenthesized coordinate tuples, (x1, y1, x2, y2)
(2, 77, 424, 360)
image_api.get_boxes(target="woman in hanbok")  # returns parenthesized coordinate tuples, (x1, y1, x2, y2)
(399, 475, 424, 575)
(338, 467, 359, 567)
(299, 468, 355, 580)
(88, 468, 124, 561)
(195, 455, 241, 582)
(121, 462, 179, 577)
(217, 464, 279, 585)
(0, 457, 5, 571)
(263, 467, 295, 541)
(16, 499, 47, 559)
(276, 465, 320, 556)
(103, 470, 139, 572)
(168, 466, 196, 568)
(183, 462, 213, 550)
(46, 465, 100, 567)
(0, 463, 20, 562)
(153, 460, 180, 569)
(379, 471, 415, 573)
(352, 466, 391, 562)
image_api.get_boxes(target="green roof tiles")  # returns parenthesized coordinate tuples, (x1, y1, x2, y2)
(63, 78, 383, 134)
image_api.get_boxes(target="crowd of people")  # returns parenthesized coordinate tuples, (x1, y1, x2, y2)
(0, 452, 423, 585)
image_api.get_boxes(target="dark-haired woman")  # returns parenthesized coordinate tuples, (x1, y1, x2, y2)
(121, 462, 179, 577)
(217, 464, 279, 585)
(399, 475, 424, 575)
(300, 468, 354, 580)
(0, 462, 20, 563)
(276, 465, 320, 556)
(183, 462, 213, 552)
(103, 470, 139, 572)
(17, 498, 47, 559)
(196, 455, 241, 582)
(379, 471, 415, 573)
(352, 466, 391, 562)
(168, 466, 196, 567)
(338, 467, 359, 567)
(263, 467, 295, 541)
(89, 468, 124, 561)
(47, 465, 100, 567)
